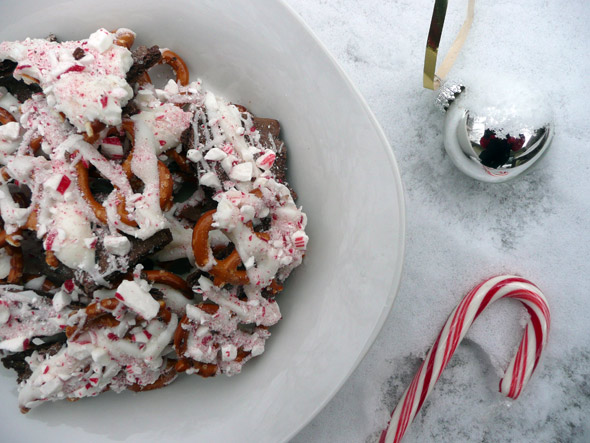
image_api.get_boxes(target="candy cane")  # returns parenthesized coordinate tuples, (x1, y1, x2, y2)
(380, 275, 550, 443)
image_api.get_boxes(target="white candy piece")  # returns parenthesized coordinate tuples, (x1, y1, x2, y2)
(115, 280, 160, 321)
(221, 344, 237, 362)
(87, 28, 114, 53)
(199, 171, 221, 189)
(0, 337, 26, 352)
(186, 148, 202, 162)
(103, 235, 131, 256)
(204, 147, 227, 161)
(291, 231, 309, 250)
(0, 304, 9, 325)
(0, 248, 10, 279)
(52, 291, 71, 312)
(0, 121, 19, 140)
(229, 162, 253, 182)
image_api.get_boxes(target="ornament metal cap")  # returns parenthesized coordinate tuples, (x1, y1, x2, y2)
(434, 80, 465, 113)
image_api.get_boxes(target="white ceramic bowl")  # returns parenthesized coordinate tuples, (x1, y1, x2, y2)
(0, 1, 405, 441)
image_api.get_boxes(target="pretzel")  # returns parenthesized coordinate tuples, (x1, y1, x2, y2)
(0, 229, 21, 247)
(83, 121, 106, 144)
(65, 297, 121, 339)
(45, 250, 59, 269)
(23, 274, 57, 292)
(173, 301, 254, 376)
(74, 161, 107, 224)
(192, 209, 274, 287)
(165, 148, 191, 173)
(121, 120, 174, 211)
(191, 210, 248, 287)
(0, 29, 308, 412)
(143, 269, 193, 299)
(159, 50, 189, 86)
(127, 359, 177, 392)
(121, 153, 174, 211)
(0, 230, 23, 284)
(0, 107, 16, 124)
(74, 156, 138, 226)
(112, 29, 135, 50)
(173, 304, 220, 376)
(5, 245, 23, 284)
(66, 297, 171, 340)
(30, 136, 42, 153)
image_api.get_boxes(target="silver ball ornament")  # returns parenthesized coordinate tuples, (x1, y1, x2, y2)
(437, 80, 554, 183)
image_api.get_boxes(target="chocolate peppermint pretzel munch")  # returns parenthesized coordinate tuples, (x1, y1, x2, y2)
(0, 28, 308, 412)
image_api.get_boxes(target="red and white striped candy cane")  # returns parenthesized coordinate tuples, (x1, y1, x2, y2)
(380, 275, 550, 443)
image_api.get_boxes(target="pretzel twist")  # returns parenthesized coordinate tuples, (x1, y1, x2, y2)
(192, 210, 249, 287)
(112, 29, 135, 50)
(0, 230, 23, 284)
(74, 161, 107, 224)
(83, 121, 106, 144)
(159, 50, 189, 86)
(74, 153, 139, 227)
(66, 297, 171, 339)
(121, 120, 174, 211)
(0, 107, 16, 124)
(173, 304, 220, 377)
(192, 209, 274, 287)
(6, 244, 23, 284)
(45, 250, 59, 269)
(165, 148, 191, 173)
(143, 269, 193, 299)
(127, 359, 177, 392)
(0, 208, 54, 277)
(65, 297, 121, 339)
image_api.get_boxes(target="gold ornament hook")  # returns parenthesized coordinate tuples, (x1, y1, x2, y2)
(424, 0, 475, 90)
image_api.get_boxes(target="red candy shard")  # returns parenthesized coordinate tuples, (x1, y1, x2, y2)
(102, 137, 122, 146)
(56, 175, 71, 194)
(63, 279, 75, 293)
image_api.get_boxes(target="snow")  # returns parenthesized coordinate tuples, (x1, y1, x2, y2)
(287, 0, 590, 442)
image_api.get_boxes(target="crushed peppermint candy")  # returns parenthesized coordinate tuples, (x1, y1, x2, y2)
(0, 26, 308, 412)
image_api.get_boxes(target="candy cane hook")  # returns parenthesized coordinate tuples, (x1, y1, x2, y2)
(380, 275, 550, 443)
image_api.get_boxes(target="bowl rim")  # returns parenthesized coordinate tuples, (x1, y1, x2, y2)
(278, 1, 407, 440)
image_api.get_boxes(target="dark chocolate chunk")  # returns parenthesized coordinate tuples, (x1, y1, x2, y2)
(250, 117, 291, 193)
(0, 60, 17, 78)
(122, 100, 140, 118)
(126, 45, 162, 84)
(155, 258, 193, 275)
(76, 229, 173, 293)
(252, 117, 281, 142)
(20, 230, 75, 285)
(149, 287, 165, 301)
(72, 47, 85, 61)
(186, 270, 203, 288)
(180, 125, 194, 153)
(127, 229, 173, 264)
(45, 33, 58, 43)
(177, 197, 216, 222)
(0, 76, 42, 102)
(2, 341, 63, 384)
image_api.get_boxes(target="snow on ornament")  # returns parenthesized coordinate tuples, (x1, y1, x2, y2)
(438, 78, 554, 182)
(426, 0, 554, 182)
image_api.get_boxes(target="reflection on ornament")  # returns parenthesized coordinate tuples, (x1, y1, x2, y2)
(438, 81, 554, 183)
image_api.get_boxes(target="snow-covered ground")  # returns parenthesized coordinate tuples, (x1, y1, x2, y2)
(288, 1, 590, 441)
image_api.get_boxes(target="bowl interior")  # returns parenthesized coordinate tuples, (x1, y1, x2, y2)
(0, 1, 405, 441)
